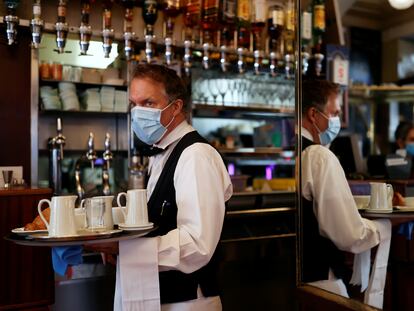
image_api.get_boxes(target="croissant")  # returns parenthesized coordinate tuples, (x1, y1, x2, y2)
(24, 208, 50, 231)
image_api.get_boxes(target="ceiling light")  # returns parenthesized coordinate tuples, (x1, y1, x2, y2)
(388, 0, 414, 9)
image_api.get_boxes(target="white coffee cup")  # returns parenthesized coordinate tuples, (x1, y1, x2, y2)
(38, 195, 78, 237)
(369, 182, 393, 210)
(112, 206, 126, 225)
(405, 197, 414, 207)
(117, 189, 149, 226)
(74, 208, 86, 230)
(353, 195, 371, 209)
(80, 196, 114, 230)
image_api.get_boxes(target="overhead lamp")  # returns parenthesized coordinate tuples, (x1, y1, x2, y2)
(388, 0, 414, 10)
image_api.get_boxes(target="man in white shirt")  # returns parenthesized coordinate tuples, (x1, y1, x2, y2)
(94, 64, 232, 310)
(301, 80, 381, 297)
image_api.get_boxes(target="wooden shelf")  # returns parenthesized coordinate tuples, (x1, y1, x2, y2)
(40, 78, 127, 90)
(39, 109, 128, 117)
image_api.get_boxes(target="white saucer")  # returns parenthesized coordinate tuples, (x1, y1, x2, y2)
(394, 206, 414, 212)
(118, 222, 154, 231)
(11, 227, 48, 236)
(364, 209, 393, 214)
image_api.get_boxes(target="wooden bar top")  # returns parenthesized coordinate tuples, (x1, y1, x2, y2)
(0, 187, 52, 197)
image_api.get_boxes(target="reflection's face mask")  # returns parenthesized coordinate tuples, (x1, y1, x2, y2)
(406, 143, 414, 156)
(313, 111, 341, 146)
(131, 102, 175, 145)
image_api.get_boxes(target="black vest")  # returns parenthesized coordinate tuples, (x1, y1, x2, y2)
(302, 137, 349, 283)
(147, 131, 222, 304)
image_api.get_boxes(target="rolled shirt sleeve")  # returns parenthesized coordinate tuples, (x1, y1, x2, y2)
(157, 143, 233, 273)
(302, 145, 380, 254)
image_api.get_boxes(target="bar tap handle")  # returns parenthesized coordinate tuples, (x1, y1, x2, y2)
(253, 50, 262, 75)
(202, 43, 210, 70)
(86, 132, 97, 169)
(30, 0, 43, 49)
(269, 52, 277, 77)
(103, 133, 113, 170)
(314, 53, 324, 77)
(145, 34, 154, 63)
(102, 133, 112, 196)
(74, 160, 85, 200)
(220, 45, 228, 73)
(284, 54, 294, 79)
(237, 48, 245, 74)
(165, 37, 173, 66)
(55, 118, 66, 160)
(183, 40, 192, 76)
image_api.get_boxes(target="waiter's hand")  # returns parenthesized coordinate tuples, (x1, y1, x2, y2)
(84, 242, 119, 266)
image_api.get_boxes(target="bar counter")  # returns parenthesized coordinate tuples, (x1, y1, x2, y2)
(0, 187, 54, 311)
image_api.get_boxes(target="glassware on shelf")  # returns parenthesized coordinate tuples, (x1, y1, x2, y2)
(79, 0, 92, 55)
(102, 0, 115, 58)
(162, 0, 181, 65)
(31, 0, 43, 49)
(207, 76, 220, 105)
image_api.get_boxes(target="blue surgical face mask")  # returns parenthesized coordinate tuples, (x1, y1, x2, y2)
(406, 143, 414, 156)
(314, 111, 341, 145)
(131, 102, 175, 145)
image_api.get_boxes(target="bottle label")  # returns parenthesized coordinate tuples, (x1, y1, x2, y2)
(145, 0, 157, 5)
(314, 4, 325, 30)
(33, 4, 41, 16)
(223, 0, 236, 19)
(237, 0, 251, 21)
(285, 9, 295, 31)
(166, 0, 180, 8)
(254, 0, 267, 23)
(203, 0, 219, 17)
(272, 10, 284, 26)
(58, 5, 66, 18)
(302, 11, 312, 40)
(103, 10, 112, 28)
(187, 0, 201, 14)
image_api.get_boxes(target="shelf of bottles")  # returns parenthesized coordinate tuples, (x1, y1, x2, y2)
(1, 0, 326, 79)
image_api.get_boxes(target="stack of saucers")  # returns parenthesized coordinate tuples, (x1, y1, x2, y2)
(100, 86, 115, 112)
(80, 88, 101, 111)
(40, 86, 62, 110)
(114, 90, 128, 112)
(59, 82, 80, 111)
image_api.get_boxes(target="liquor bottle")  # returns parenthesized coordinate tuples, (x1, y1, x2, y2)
(79, 0, 92, 55)
(218, 0, 236, 72)
(162, 0, 181, 65)
(120, 0, 137, 61)
(201, 0, 219, 69)
(312, 0, 326, 76)
(5, 0, 20, 45)
(142, 0, 159, 63)
(31, 0, 44, 48)
(182, 0, 202, 75)
(55, 0, 68, 53)
(236, 0, 251, 73)
(251, 0, 267, 74)
(268, 3, 284, 76)
(102, 0, 115, 58)
(301, 4, 312, 75)
(284, 0, 295, 78)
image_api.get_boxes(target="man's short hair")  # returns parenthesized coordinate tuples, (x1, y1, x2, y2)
(395, 121, 414, 141)
(302, 80, 340, 115)
(131, 64, 190, 112)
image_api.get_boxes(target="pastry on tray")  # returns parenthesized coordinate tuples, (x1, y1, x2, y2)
(24, 208, 50, 231)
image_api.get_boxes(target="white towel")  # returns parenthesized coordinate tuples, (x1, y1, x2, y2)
(114, 237, 161, 311)
(350, 249, 371, 292)
(363, 219, 392, 309)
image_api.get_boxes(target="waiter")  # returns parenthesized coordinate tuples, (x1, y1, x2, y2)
(94, 64, 232, 310)
(300, 80, 383, 297)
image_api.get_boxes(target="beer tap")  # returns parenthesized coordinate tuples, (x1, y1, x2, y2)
(142, 0, 158, 63)
(102, 0, 114, 58)
(55, 0, 68, 54)
(102, 133, 112, 196)
(74, 132, 96, 200)
(202, 43, 210, 70)
(79, 0, 92, 55)
(120, 0, 136, 61)
(237, 47, 245, 74)
(48, 118, 66, 195)
(4, 0, 19, 45)
(30, 0, 43, 48)
(183, 40, 192, 76)
(86, 132, 97, 170)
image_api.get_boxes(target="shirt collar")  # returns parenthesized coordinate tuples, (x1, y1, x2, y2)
(301, 126, 314, 142)
(153, 120, 194, 150)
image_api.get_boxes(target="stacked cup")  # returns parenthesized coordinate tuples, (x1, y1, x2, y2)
(59, 82, 80, 111)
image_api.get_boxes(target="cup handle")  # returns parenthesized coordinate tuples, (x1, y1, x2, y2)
(387, 184, 394, 207)
(117, 192, 127, 219)
(80, 199, 86, 211)
(37, 199, 51, 230)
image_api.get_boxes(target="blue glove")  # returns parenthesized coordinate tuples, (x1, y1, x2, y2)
(52, 246, 83, 276)
(397, 222, 414, 240)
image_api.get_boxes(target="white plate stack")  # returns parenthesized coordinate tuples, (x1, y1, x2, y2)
(40, 86, 62, 110)
(100, 86, 115, 112)
(81, 88, 101, 111)
(114, 90, 128, 112)
(59, 82, 80, 111)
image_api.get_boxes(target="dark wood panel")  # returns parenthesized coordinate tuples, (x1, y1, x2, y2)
(0, 189, 54, 310)
(0, 28, 32, 184)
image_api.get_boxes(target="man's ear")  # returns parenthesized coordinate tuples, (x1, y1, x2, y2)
(307, 107, 318, 124)
(172, 99, 184, 116)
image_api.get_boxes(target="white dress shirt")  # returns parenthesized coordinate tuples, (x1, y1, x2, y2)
(301, 127, 380, 254)
(148, 120, 233, 310)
